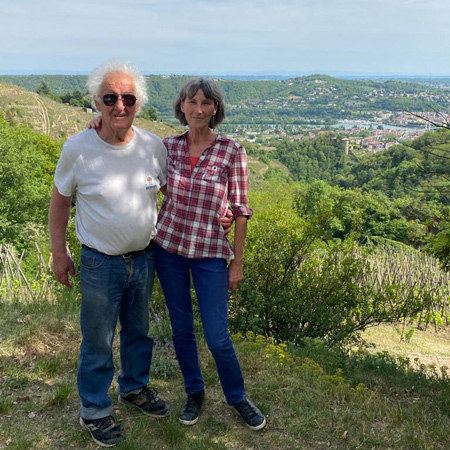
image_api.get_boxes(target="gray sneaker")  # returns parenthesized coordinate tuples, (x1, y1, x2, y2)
(233, 398, 266, 430)
(119, 386, 169, 417)
(80, 415, 123, 447)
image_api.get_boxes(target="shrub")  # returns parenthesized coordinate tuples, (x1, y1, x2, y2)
(230, 189, 444, 345)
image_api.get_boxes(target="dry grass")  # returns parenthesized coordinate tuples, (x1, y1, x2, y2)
(362, 323, 450, 375)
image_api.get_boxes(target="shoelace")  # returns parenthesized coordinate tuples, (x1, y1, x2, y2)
(143, 387, 158, 403)
(184, 395, 201, 413)
(237, 401, 258, 418)
(91, 416, 116, 431)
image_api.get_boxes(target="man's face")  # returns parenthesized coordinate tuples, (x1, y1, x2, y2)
(95, 71, 139, 135)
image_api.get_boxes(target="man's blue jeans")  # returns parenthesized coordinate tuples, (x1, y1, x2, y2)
(78, 245, 155, 420)
(155, 244, 245, 405)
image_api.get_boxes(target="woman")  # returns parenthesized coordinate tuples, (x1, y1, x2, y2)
(154, 78, 266, 430)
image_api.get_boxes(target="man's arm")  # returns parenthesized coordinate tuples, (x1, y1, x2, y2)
(227, 215, 248, 291)
(49, 185, 76, 287)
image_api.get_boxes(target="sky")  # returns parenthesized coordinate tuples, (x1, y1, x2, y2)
(1, 0, 448, 77)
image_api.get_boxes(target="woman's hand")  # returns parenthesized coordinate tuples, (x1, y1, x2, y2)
(228, 259, 244, 291)
(87, 115, 102, 130)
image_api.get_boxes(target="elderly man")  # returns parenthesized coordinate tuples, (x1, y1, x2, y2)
(49, 60, 168, 447)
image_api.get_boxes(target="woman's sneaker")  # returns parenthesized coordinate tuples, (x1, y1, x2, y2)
(179, 390, 205, 425)
(80, 415, 123, 447)
(232, 398, 266, 430)
(119, 386, 169, 417)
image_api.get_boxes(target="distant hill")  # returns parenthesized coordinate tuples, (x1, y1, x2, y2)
(0, 81, 179, 141)
(1, 74, 449, 126)
(0, 81, 288, 189)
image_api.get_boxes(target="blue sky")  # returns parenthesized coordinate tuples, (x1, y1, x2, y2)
(1, 0, 448, 76)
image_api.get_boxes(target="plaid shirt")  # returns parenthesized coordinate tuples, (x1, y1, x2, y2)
(155, 132, 252, 259)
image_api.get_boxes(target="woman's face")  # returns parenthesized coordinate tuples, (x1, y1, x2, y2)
(181, 89, 217, 130)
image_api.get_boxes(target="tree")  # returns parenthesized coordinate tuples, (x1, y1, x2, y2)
(60, 89, 92, 108)
(229, 182, 437, 346)
(140, 106, 158, 121)
(0, 114, 60, 250)
(36, 81, 51, 96)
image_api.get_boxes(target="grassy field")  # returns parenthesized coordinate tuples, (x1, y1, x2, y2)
(362, 324, 450, 376)
(1, 295, 450, 450)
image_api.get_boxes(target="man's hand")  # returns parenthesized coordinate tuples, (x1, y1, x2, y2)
(228, 259, 244, 291)
(220, 208, 235, 235)
(52, 251, 76, 287)
(87, 115, 102, 130)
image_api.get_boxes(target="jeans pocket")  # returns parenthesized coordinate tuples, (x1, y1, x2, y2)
(81, 251, 108, 269)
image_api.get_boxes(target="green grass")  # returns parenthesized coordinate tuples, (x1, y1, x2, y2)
(0, 398, 14, 414)
(1, 299, 450, 449)
(46, 383, 73, 407)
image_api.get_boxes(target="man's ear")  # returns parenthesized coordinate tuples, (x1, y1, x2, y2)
(94, 96, 101, 110)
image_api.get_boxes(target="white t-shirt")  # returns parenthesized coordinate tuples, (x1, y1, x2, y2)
(54, 127, 167, 255)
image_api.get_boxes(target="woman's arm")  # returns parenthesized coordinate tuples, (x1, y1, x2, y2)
(227, 215, 248, 291)
(227, 142, 252, 290)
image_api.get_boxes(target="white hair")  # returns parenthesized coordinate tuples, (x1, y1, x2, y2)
(86, 59, 148, 111)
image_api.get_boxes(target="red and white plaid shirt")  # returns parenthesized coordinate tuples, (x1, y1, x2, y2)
(155, 132, 252, 259)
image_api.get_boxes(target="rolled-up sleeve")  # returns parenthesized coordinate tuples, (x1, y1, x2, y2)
(229, 145, 252, 219)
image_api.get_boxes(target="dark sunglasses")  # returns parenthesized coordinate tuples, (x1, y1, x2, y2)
(102, 93, 137, 107)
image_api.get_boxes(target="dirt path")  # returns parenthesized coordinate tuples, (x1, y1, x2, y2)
(33, 93, 50, 135)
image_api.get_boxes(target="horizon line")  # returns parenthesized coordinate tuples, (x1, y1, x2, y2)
(1, 71, 450, 79)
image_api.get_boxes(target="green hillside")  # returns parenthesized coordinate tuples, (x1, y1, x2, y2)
(1, 74, 449, 127)
(0, 80, 282, 184)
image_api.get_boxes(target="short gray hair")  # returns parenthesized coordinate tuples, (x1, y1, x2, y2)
(174, 77, 225, 129)
(86, 59, 148, 110)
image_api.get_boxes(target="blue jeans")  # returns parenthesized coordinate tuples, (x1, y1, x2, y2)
(78, 245, 155, 420)
(155, 244, 245, 405)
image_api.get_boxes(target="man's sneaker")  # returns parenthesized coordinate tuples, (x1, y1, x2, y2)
(233, 398, 266, 430)
(179, 390, 205, 425)
(80, 415, 124, 447)
(118, 386, 169, 417)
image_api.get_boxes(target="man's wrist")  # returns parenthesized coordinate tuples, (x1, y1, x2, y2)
(51, 247, 70, 256)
